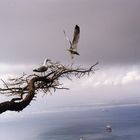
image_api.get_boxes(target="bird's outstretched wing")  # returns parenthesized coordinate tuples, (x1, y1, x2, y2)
(72, 25, 80, 50)
(63, 30, 72, 46)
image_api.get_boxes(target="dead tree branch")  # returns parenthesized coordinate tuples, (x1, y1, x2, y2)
(0, 60, 98, 114)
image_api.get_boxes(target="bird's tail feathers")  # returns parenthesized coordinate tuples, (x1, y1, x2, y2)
(33, 69, 38, 72)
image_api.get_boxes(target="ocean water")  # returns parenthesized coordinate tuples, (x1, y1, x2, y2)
(0, 104, 140, 140)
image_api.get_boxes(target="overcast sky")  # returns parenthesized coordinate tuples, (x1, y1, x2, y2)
(0, 0, 139, 65)
(0, 0, 140, 117)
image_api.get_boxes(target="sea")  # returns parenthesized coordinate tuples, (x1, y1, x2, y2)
(0, 104, 140, 140)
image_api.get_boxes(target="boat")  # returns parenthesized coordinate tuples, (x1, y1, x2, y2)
(105, 124, 112, 132)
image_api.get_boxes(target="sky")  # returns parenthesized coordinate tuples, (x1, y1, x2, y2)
(0, 0, 140, 117)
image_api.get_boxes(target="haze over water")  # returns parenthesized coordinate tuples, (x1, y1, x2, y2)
(1, 103, 140, 140)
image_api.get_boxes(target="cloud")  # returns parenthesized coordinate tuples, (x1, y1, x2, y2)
(122, 70, 140, 84)
(0, 0, 140, 116)
(0, 0, 139, 66)
(77, 66, 140, 88)
(0, 63, 36, 88)
(0, 63, 35, 75)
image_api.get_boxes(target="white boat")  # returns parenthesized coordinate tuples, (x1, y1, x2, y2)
(105, 124, 112, 132)
(79, 136, 85, 140)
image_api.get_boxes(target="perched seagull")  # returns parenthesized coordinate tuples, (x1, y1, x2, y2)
(64, 25, 80, 59)
(33, 58, 50, 74)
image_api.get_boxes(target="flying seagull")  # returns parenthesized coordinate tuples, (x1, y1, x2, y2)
(33, 58, 50, 74)
(64, 25, 80, 59)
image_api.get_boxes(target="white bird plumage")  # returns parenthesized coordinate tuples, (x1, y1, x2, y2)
(33, 58, 50, 74)
(64, 25, 80, 59)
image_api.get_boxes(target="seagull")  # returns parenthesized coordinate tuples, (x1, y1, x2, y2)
(64, 25, 80, 59)
(33, 58, 50, 74)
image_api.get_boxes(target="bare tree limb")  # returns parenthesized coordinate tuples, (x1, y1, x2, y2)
(0, 60, 98, 114)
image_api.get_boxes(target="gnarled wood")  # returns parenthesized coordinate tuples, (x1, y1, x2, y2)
(0, 60, 98, 114)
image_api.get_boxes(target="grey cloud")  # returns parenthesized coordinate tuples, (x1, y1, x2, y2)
(0, 0, 139, 66)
